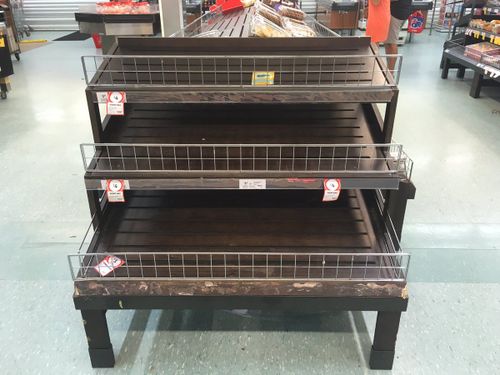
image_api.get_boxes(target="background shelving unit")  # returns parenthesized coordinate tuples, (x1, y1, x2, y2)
(440, 1, 500, 97)
(71, 9, 415, 370)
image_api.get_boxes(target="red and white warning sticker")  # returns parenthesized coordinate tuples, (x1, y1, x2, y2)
(94, 255, 125, 277)
(105, 179, 127, 202)
(322, 179, 341, 202)
(106, 91, 126, 116)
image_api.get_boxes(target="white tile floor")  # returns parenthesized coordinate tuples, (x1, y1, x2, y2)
(0, 32, 499, 374)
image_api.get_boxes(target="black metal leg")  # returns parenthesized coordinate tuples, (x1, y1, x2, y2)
(86, 89, 104, 142)
(369, 311, 402, 370)
(383, 92, 399, 143)
(469, 71, 483, 98)
(386, 181, 416, 240)
(441, 58, 450, 79)
(456, 66, 466, 79)
(81, 310, 115, 368)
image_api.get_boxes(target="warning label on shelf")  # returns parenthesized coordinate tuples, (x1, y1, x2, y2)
(322, 179, 341, 202)
(94, 255, 125, 277)
(105, 179, 127, 202)
(105, 91, 127, 116)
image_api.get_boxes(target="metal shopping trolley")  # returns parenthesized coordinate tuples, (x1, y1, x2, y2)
(10, 0, 31, 39)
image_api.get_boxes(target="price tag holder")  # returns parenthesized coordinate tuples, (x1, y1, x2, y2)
(477, 63, 500, 79)
(103, 179, 129, 202)
(94, 255, 125, 277)
(323, 179, 341, 202)
(239, 179, 266, 189)
(105, 91, 126, 116)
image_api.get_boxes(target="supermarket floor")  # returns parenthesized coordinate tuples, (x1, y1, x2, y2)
(0, 32, 499, 375)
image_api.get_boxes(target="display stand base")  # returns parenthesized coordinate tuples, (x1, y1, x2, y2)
(89, 347, 115, 368)
(369, 347, 396, 370)
(76, 294, 407, 369)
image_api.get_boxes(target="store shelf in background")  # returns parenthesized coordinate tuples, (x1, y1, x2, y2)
(442, 44, 500, 83)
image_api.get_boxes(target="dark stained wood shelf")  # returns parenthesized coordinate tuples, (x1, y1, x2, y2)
(102, 103, 377, 144)
(97, 190, 375, 254)
(76, 189, 404, 286)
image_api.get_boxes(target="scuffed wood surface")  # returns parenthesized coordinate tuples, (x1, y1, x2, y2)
(75, 279, 406, 298)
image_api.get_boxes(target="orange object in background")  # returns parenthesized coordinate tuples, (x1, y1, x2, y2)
(92, 33, 102, 49)
(365, 0, 390, 43)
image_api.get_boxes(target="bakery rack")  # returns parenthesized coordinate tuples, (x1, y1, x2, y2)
(71, 7, 415, 371)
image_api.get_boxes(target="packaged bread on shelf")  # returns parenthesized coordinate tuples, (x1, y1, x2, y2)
(481, 50, 500, 69)
(255, 1, 284, 26)
(469, 19, 486, 29)
(241, 0, 256, 7)
(282, 17, 316, 37)
(251, 14, 292, 37)
(283, 16, 307, 25)
(469, 19, 500, 33)
(464, 42, 500, 61)
(277, 4, 305, 21)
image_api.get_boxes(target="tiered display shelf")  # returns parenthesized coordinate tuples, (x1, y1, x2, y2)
(71, 8, 415, 371)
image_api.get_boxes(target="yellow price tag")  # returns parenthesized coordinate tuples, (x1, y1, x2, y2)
(0, 38, 5, 48)
(252, 71, 275, 86)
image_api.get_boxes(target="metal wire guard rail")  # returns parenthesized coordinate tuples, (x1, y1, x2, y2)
(81, 143, 412, 178)
(69, 251, 410, 282)
(82, 54, 402, 88)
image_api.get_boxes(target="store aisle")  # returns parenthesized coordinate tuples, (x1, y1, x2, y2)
(0, 33, 499, 375)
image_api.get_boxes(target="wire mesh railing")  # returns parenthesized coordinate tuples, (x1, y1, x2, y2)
(82, 53, 402, 88)
(80, 143, 411, 178)
(69, 251, 410, 282)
